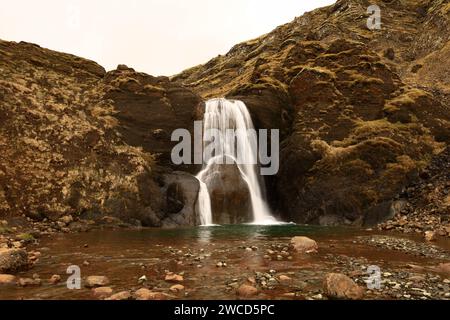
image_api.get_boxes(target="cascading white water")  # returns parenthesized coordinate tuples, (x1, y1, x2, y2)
(196, 98, 277, 225)
(197, 179, 213, 226)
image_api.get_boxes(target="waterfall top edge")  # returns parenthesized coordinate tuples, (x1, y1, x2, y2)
(206, 97, 239, 103)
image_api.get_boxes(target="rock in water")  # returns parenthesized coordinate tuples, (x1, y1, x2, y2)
(134, 288, 167, 300)
(92, 286, 113, 299)
(237, 284, 258, 297)
(205, 162, 252, 224)
(0, 248, 29, 273)
(85, 276, 110, 288)
(49, 274, 61, 284)
(290, 236, 318, 253)
(138, 275, 147, 284)
(169, 284, 185, 293)
(18, 277, 41, 287)
(278, 275, 292, 282)
(107, 291, 132, 300)
(323, 273, 365, 300)
(435, 262, 450, 276)
(0, 274, 16, 286)
(424, 231, 436, 242)
(165, 273, 183, 282)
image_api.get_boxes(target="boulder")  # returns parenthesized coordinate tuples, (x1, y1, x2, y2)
(165, 273, 183, 282)
(49, 274, 61, 284)
(133, 288, 167, 300)
(278, 275, 292, 282)
(18, 277, 41, 287)
(0, 274, 16, 286)
(92, 286, 113, 299)
(323, 273, 365, 300)
(435, 262, 450, 276)
(0, 248, 29, 273)
(424, 231, 436, 242)
(202, 160, 252, 224)
(59, 215, 73, 225)
(159, 172, 200, 227)
(290, 236, 318, 253)
(237, 284, 258, 297)
(169, 284, 185, 293)
(107, 291, 132, 300)
(85, 276, 110, 288)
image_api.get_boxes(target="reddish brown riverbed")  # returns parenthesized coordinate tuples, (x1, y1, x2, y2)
(1, 225, 449, 300)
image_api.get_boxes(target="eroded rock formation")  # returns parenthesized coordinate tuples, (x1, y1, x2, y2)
(174, 0, 450, 226)
(0, 40, 201, 226)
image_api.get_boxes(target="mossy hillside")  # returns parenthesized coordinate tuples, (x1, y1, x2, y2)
(0, 40, 166, 224)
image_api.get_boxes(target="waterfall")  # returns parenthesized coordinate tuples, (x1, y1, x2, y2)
(195, 98, 277, 225)
(196, 178, 213, 226)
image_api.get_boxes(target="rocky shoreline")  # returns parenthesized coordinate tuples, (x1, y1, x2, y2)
(378, 147, 450, 241)
(1, 218, 449, 300)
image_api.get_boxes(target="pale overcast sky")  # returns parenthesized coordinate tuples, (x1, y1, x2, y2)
(0, 0, 335, 76)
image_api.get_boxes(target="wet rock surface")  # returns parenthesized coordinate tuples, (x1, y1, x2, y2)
(204, 163, 252, 224)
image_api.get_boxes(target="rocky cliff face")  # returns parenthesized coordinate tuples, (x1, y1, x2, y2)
(0, 40, 201, 227)
(173, 0, 450, 225)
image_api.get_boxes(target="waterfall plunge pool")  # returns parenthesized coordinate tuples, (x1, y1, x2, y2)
(2, 224, 449, 300)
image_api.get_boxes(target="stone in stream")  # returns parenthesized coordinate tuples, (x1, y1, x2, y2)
(165, 273, 183, 282)
(59, 215, 73, 225)
(279, 275, 292, 283)
(169, 284, 185, 293)
(107, 291, 132, 300)
(49, 274, 61, 284)
(323, 273, 365, 300)
(0, 248, 29, 273)
(435, 262, 450, 276)
(85, 276, 110, 288)
(290, 236, 318, 253)
(92, 286, 113, 299)
(138, 275, 147, 284)
(237, 284, 258, 297)
(0, 274, 16, 286)
(424, 231, 436, 242)
(18, 277, 41, 287)
(134, 288, 167, 300)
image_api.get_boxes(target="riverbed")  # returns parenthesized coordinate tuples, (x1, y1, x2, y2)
(1, 224, 449, 300)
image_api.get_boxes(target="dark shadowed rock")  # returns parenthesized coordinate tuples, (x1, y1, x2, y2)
(203, 162, 252, 224)
(159, 172, 200, 227)
(103, 68, 203, 170)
